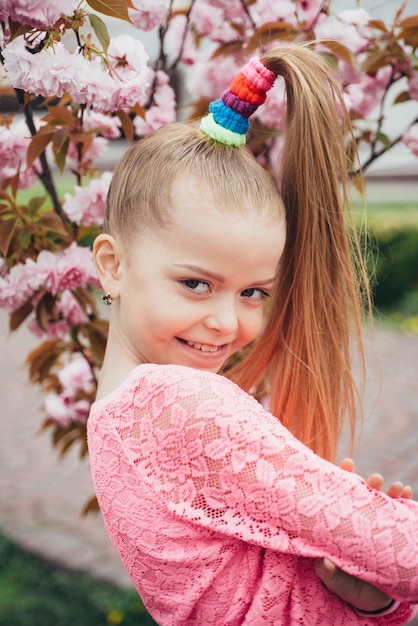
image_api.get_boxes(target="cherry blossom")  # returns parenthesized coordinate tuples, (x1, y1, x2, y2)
(251, 0, 297, 28)
(63, 173, 112, 226)
(408, 71, 418, 101)
(344, 67, 392, 118)
(0, 119, 36, 188)
(0, 0, 78, 30)
(134, 71, 176, 136)
(39, 242, 100, 296)
(403, 124, 418, 157)
(0, 259, 46, 313)
(83, 111, 122, 139)
(129, 0, 169, 32)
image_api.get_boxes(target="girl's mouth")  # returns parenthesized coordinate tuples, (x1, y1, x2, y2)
(178, 338, 223, 353)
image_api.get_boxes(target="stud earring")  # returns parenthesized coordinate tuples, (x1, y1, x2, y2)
(102, 293, 113, 306)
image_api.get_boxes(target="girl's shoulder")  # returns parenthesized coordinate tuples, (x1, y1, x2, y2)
(91, 363, 246, 415)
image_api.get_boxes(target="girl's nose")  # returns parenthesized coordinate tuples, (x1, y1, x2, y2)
(204, 299, 239, 335)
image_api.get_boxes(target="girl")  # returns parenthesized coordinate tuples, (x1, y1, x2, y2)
(88, 45, 418, 624)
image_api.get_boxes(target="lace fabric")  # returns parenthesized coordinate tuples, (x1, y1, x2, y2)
(88, 363, 418, 625)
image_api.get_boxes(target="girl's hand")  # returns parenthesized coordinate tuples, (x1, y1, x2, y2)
(315, 458, 413, 614)
(315, 558, 394, 613)
(339, 457, 413, 499)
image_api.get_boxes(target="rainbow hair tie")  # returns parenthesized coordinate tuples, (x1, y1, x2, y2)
(200, 58, 276, 147)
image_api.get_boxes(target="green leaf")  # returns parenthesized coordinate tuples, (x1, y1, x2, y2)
(88, 13, 111, 51)
(28, 195, 47, 216)
(85, 0, 132, 22)
(19, 228, 31, 249)
(376, 131, 391, 150)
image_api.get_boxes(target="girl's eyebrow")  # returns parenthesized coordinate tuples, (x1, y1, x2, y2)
(174, 264, 276, 285)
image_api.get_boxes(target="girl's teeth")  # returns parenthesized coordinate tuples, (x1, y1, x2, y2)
(187, 341, 219, 353)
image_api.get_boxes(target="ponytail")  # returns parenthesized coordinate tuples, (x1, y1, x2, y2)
(228, 46, 370, 461)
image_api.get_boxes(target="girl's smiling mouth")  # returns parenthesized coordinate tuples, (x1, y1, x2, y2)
(177, 338, 225, 353)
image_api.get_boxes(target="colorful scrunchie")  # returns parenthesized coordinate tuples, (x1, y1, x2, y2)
(200, 57, 276, 147)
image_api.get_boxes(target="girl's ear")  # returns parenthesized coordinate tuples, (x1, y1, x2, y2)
(93, 234, 122, 298)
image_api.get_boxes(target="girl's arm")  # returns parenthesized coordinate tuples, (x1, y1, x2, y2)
(136, 367, 418, 603)
(316, 460, 414, 614)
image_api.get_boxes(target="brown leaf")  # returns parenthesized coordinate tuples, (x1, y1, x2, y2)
(26, 128, 56, 168)
(38, 212, 69, 237)
(246, 21, 294, 50)
(26, 339, 64, 383)
(368, 19, 388, 32)
(85, 0, 132, 22)
(81, 494, 100, 516)
(398, 15, 418, 28)
(116, 109, 134, 142)
(319, 39, 356, 66)
(10, 300, 33, 331)
(211, 41, 244, 60)
(0, 217, 17, 257)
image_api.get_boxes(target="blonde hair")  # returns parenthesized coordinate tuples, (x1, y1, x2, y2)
(230, 46, 368, 461)
(104, 45, 369, 462)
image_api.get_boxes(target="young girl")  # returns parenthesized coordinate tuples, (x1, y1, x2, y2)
(88, 45, 418, 624)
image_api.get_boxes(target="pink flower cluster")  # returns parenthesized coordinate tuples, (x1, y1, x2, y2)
(44, 355, 94, 428)
(0, 0, 78, 29)
(2, 35, 151, 113)
(63, 172, 112, 226)
(0, 120, 36, 188)
(403, 124, 418, 157)
(134, 71, 176, 136)
(0, 242, 100, 314)
(129, 0, 169, 31)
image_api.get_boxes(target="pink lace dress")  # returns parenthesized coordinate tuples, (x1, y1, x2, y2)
(88, 363, 418, 625)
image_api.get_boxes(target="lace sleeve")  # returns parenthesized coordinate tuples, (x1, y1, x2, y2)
(117, 364, 418, 604)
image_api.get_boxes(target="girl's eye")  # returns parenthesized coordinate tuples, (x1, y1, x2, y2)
(241, 288, 270, 302)
(182, 279, 211, 294)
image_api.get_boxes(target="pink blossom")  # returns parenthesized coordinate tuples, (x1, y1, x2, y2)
(1, 0, 78, 29)
(165, 14, 196, 65)
(251, 0, 296, 28)
(38, 242, 100, 296)
(3, 36, 150, 113)
(315, 9, 372, 56)
(0, 120, 36, 187)
(3, 38, 87, 99)
(403, 124, 418, 157)
(66, 136, 109, 163)
(254, 80, 287, 131)
(57, 290, 87, 326)
(63, 173, 112, 226)
(108, 35, 149, 82)
(210, 0, 247, 22)
(186, 54, 241, 101)
(0, 258, 47, 313)
(44, 393, 74, 428)
(129, 0, 168, 31)
(408, 71, 418, 101)
(58, 355, 93, 394)
(190, 1, 247, 43)
(134, 71, 176, 136)
(297, 0, 324, 28)
(83, 111, 121, 139)
(344, 67, 391, 118)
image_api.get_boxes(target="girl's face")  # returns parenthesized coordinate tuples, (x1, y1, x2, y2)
(113, 178, 286, 373)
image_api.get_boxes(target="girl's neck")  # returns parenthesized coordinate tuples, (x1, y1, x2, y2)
(96, 325, 144, 401)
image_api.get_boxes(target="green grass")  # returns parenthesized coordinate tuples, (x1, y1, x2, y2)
(0, 533, 157, 626)
(351, 200, 418, 233)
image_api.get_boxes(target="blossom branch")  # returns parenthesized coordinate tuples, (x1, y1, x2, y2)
(15, 88, 68, 224)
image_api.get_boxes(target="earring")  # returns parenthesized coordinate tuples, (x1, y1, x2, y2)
(102, 293, 113, 306)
